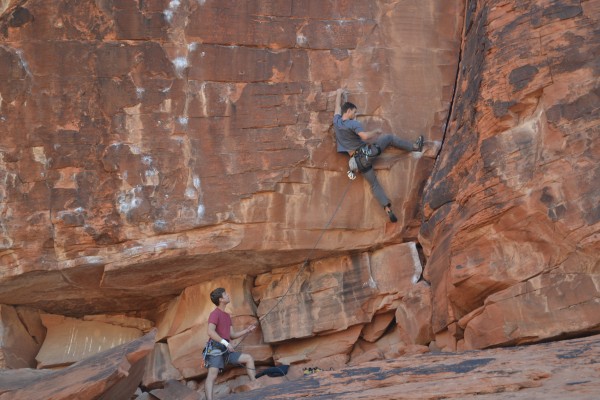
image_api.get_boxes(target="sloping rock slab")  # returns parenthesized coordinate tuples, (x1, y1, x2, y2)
(0, 329, 156, 400)
(224, 334, 600, 399)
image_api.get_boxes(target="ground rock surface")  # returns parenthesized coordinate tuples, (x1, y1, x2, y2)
(225, 334, 600, 400)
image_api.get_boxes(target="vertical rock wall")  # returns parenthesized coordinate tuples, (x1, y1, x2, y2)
(0, 0, 463, 315)
(421, 0, 600, 349)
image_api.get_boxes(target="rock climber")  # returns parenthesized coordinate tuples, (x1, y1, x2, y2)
(204, 287, 257, 400)
(333, 88, 424, 222)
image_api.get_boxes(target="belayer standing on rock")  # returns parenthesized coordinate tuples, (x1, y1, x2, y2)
(333, 88, 424, 222)
(204, 287, 257, 400)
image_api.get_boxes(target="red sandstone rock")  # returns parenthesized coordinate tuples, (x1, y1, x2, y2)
(149, 379, 199, 400)
(36, 314, 144, 368)
(142, 343, 182, 390)
(419, 0, 600, 349)
(223, 334, 600, 399)
(360, 311, 395, 343)
(0, 304, 40, 368)
(395, 281, 434, 346)
(0, 0, 462, 318)
(256, 243, 422, 343)
(0, 0, 598, 396)
(0, 329, 156, 400)
(272, 325, 362, 366)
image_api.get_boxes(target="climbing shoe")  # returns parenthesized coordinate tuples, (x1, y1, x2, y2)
(413, 135, 424, 152)
(386, 208, 398, 223)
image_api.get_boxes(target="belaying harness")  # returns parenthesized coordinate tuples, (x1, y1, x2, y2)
(348, 143, 382, 179)
(202, 339, 229, 368)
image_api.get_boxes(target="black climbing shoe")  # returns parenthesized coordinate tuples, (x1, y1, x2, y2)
(413, 135, 424, 152)
(386, 208, 398, 223)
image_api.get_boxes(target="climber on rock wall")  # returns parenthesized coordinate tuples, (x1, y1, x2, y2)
(204, 287, 257, 400)
(333, 88, 424, 222)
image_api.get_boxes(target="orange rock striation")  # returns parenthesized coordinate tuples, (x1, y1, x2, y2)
(0, 0, 598, 399)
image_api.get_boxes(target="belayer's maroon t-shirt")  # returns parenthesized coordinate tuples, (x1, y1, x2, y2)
(208, 307, 232, 341)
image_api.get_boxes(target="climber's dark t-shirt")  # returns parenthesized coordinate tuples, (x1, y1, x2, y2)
(333, 114, 365, 153)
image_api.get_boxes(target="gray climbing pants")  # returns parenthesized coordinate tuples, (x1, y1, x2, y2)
(359, 134, 414, 208)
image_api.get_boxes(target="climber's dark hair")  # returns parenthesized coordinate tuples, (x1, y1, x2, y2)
(210, 287, 226, 306)
(341, 102, 357, 115)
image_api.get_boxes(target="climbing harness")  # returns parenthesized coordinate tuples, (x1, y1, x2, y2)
(348, 143, 382, 177)
(202, 339, 228, 368)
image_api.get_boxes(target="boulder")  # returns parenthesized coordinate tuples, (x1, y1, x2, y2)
(395, 281, 434, 345)
(256, 243, 423, 343)
(462, 272, 600, 349)
(0, 329, 156, 400)
(349, 325, 407, 365)
(141, 343, 182, 390)
(0, 304, 40, 368)
(150, 379, 200, 400)
(360, 312, 395, 343)
(272, 325, 362, 366)
(36, 314, 143, 368)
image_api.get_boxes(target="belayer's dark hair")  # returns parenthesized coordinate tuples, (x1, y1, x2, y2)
(341, 102, 357, 115)
(210, 287, 226, 306)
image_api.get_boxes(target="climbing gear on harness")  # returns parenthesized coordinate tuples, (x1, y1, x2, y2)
(348, 156, 358, 180)
(352, 143, 382, 173)
(202, 339, 228, 367)
(414, 135, 424, 152)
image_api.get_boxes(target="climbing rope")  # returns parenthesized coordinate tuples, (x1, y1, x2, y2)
(233, 176, 354, 350)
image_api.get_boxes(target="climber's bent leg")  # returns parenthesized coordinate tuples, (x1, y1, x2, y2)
(376, 134, 418, 152)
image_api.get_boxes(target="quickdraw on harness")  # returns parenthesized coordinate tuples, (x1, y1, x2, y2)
(348, 143, 382, 179)
(202, 339, 229, 368)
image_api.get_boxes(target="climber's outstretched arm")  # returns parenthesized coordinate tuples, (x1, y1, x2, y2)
(334, 88, 343, 116)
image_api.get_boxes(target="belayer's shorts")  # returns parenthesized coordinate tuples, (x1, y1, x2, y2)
(205, 351, 242, 369)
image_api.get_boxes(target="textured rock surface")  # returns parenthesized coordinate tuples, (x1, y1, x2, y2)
(141, 343, 182, 390)
(0, 0, 462, 316)
(0, 304, 40, 368)
(36, 314, 145, 368)
(255, 242, 422, 342)
(0, 329, 156, 400)
(420, 0, 600, 350)
(0, 0, 599, 398)
(225, 334, 600, 400)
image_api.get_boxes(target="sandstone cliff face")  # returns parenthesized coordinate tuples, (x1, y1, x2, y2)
(0, 0, 599, 398)
(0, 0, 461, 316)
(420, 0, 600, 350)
